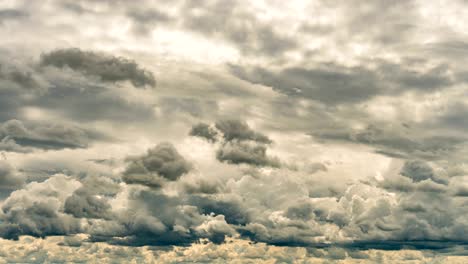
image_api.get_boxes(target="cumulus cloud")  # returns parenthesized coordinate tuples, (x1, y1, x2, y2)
(86, 187, 239, 246)
(40, 48, 156, 88)
(122, 142, 191, 187)
(0, 174, 82, 239)
(64, 188, 113, 220)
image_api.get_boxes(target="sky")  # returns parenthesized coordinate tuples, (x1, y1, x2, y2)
(0, 0, 467, 263)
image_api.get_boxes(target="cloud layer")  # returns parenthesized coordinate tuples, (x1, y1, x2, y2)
(0, 0, 467, 262)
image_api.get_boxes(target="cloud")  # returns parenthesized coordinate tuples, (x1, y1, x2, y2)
(0, 64, 44, 90)
(229, 60, 452, 105)
(216, 141, 280, 167)
(40, 48, 156, 88)
(0, 160, 24, 191)
(176, 0, 297, 56)
(189, 119, 279, 167)
(400, 160, 444, 183)
(87, 188, 239, 246)
(1, 0, 468, 261)
(0, 119, 105, 152)
(122, 142, 191, 187)
(0, 9, 27, 24)
(189, 122, 218, 142)
(0, 174, 82, 239)
(215, 119, 271, 144)
(0, 51, 156, 124)
(64, 188, 113, 220)
(309, 122, 466, 161)
(127, 7, 172, 35)
(2, 235, 465, 263)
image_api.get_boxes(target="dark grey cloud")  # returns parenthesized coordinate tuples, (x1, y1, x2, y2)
(187, 195, 248, 226)
(0, 64, 43, 90)
(309, 122, 466, 161)
(230, 64, 380, 104)
(400, 160, 442, 183)
(63, 174, 119, 220)
(229, 60, 452, 105)
(89, 189, 236, 246)
(31, 80, 155, 123)
(0, 119, 106, 152)
(0, 9, 27, 24)
(0, 49, 156, 126)
(40, 48, 156, 88)
(189, 122, 218, 142)
(64, 188, 112, 219)
(216, 141, 280, 167)
(189, 119, 279, 167)
(215, 119, 271, 144)
(182, 178, 221, 194)
(430, 102, 468, 133)
(122, 142, 191, 187)
(0, 87, 23, 122)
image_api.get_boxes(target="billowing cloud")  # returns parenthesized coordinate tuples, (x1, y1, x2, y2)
(64, 188, 113, 220)
(122, 142, 191, 187)
(0, 174, 82, 239)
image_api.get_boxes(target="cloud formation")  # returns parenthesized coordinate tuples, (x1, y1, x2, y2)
(0, 119, 103, 152)
(0, 161, 24, 191)
(190, 119, 279, 167)
(216, 141, 280, 167)
(40, 48, 156, 88)
(122, 142, 191, 187)
(215, 119, 272, 144)
(0, 0, 467, 262)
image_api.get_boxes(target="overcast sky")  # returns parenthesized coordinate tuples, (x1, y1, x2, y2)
(0, 0, 467, 262)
